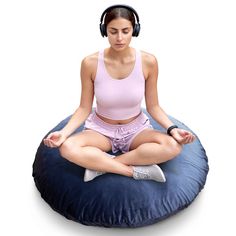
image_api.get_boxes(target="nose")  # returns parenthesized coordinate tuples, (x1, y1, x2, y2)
(117, 31, 123, 41)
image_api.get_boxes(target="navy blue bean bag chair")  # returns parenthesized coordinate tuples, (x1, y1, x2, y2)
(32, 109, 209, 228)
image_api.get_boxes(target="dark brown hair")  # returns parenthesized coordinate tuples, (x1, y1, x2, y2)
(104, 7, 135, 28)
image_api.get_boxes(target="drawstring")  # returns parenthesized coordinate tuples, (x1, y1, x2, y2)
(112, 126, 139, 152)
(113, 127, 127, 151)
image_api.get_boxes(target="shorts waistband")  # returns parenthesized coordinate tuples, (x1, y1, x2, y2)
(91, 111, 149, 131)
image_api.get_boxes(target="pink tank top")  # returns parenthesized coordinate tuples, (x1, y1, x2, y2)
(94, 49, 145, 120)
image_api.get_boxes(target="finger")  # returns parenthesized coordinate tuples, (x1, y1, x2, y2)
(186, 134, 195, 144)
(177, 130, 185, 137)
(51, 138, 62, 148)
(191, 135, 196, 142)
(46, 133, 54, 139)
(46, 139, 53, 147)
(51, 140, 59, 148)
(48, 132, 59, 141)
(179, 129, 190, 136)
(49, 135, 57, 141)
(51, 141, 60, 147)
(182, 135, 190, 144)
(46, 139, 52, 148)
(175, 136, 186, 145)
(44, 139, 50, 147)
(188, 135, 193, 143)
(186, 136, 192, 144)
(187, 134, 194, 143)
(50, 143, 57, 148)
(50, 135, 59, 142)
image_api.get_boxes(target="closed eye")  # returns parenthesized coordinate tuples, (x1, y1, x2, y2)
(108, 27, 131, 35)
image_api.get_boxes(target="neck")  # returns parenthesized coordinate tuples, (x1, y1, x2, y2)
(107, 47, 133, 60)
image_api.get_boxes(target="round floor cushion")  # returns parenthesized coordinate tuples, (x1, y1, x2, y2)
(32, 109, 209, 228)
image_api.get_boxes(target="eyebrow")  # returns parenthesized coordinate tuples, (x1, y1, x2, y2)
(109, 27, 131, 30)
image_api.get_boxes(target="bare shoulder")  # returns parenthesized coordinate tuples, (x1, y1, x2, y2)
(140, 50, 158, 79)
(140, 50, 158, 67)
(82, 52, 99, 65)
(81, 52, 99, 80)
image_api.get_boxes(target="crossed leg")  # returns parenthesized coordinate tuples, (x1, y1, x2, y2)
(59, 128, 182, 176)
(114, 128, 182, 165)
(59, 129, 133, 177)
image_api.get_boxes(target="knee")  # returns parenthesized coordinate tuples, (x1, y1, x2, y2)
(165, 137, 182, 159)
(59, 139, 72, 159)
(59, 138, 82, 161)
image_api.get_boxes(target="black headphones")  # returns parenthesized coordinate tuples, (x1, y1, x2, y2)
(99, 4, 140, 37)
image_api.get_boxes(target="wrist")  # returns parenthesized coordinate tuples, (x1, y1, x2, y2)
(60, 129, 70, 139)
(167, 125, 178, 136)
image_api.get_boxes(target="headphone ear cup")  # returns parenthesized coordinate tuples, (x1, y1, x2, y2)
(132, 23, 140, 37)
(100, 24, 107, 37)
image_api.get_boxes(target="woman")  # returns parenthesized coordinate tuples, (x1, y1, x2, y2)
(44, 5, 195, 183)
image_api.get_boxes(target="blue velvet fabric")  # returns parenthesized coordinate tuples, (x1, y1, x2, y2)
(32, 109, 209, 228)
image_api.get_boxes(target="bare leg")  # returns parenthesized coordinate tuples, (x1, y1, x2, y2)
(59, 129, 176, 182)
(115, 143, 177, 165)
(60, 144, 133, 177)
(110, 128, 182, 166)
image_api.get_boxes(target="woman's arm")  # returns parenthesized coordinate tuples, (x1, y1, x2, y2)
(143, 52, 173, 129)
(44, 55, 96, 147)
(61, 56, 95, 138)
(143, 52, 195, 144)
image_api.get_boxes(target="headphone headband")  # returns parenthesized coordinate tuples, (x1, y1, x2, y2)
(99, 4, 140, 37)
(100, 4, 140, 25)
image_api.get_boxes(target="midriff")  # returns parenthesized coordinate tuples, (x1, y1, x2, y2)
(95, 112, 140, 125)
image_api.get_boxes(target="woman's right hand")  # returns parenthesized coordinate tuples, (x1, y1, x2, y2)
(43, 131, 67, 148)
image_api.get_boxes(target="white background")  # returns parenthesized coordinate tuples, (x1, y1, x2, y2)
(0, 0, 235, 235)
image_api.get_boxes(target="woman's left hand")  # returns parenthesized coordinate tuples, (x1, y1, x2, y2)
(170, 128, 196, 145)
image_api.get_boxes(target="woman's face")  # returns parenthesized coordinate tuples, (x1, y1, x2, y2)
(106, 17, 133, 51)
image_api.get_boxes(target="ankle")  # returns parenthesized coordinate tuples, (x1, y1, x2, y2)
(127, 166, 134, 177)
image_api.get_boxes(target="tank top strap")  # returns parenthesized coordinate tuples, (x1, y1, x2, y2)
(135, 49, 142, 67)
(99, 49, 104, 60)
(133, 49, 144, 80)
(95, 50, 106, 82)
(98, 49, 105, 68)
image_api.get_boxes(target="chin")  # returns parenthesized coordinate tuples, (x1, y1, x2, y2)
(112, 44, 129, 51)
